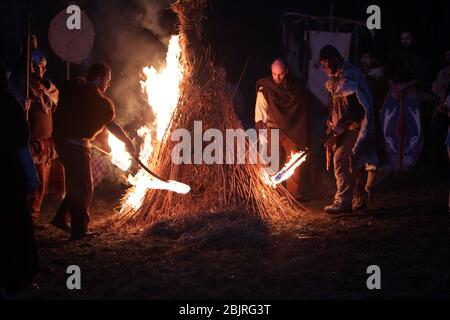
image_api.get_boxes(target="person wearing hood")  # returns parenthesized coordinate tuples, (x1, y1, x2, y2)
(319, 45, 379, 214)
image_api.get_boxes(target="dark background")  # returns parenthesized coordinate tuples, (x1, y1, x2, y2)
(1, 0, 449, 126)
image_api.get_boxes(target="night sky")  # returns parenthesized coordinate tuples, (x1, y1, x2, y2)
(1, 0, 449, 125)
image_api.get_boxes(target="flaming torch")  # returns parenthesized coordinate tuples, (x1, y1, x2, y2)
(93, 138, 190, 196)
(262, 150, 309, 188)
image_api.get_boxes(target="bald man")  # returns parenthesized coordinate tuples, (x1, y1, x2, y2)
(255, 59, 310, 199)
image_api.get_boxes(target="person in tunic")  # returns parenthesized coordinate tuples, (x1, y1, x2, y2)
(51, 62, 136, 240)
(382, 31, 425, 171)
(254, 59, 310, 199)
(27, 50, 61, 223)
(319, 45, 378, 213)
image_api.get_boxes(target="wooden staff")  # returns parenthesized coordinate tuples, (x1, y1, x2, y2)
(232, 55, 253, 99)
(25, 0, 31, 121)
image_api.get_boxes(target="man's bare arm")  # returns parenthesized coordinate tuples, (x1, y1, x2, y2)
(106, 121, 136, 156)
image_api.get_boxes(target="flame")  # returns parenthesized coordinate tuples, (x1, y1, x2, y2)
(141, 35, 184, 141)
(116, 35, 188, 212)
(262, 151, 308, 188)
(123, 126, 157, 211)
(108, 132, 132, 171)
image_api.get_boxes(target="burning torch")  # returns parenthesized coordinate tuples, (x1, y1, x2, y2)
(263, 149, 310, 188)
(91, 143, 190, 195)
(271, 149, 310, 183)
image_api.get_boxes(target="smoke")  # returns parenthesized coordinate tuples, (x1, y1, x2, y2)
(134, 0, 176, 44)
(87, 0, 177, 132)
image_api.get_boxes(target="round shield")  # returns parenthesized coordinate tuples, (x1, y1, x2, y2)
(48, 8, 95, 64)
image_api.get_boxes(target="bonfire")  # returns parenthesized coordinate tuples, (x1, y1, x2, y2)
(111, 0, 306, 230)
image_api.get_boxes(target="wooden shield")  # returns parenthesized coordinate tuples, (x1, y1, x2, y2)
(48, 8, 95, 64)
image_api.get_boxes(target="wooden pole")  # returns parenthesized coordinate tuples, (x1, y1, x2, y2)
(25, 1, 31, 121)
(232, 55, 253, 99)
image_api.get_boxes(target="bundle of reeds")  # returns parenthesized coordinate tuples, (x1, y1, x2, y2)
(116, 0, 306, 230)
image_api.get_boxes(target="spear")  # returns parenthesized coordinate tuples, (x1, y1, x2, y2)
(232, 55, 253, 99)
(25, 0, 31, 121)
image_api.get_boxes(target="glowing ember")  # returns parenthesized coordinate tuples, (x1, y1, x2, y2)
(108, 132, 132, 171)
(262, 151, 308, 188)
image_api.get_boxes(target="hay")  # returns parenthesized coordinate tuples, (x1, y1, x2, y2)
(146, 210, 271, 250)
(116, 0, 307, 230)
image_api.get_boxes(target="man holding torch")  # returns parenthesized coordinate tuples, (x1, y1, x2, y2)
(254, 59, 310, 200)
(51, 62, 136, 240)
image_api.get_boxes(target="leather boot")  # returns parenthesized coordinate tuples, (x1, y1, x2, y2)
(324, 201, 352, 214)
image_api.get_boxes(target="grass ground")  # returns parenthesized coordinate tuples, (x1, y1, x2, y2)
(24, 169, 450, 299)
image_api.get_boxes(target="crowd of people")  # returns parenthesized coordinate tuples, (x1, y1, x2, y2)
(1, 30, 448, 294)
(252, 31, 449, 213)
(1, 36, 135, 294)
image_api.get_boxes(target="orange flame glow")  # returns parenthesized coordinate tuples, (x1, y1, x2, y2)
(141, 35, 184, 141)
(262, 151, 308, 188)
(113, 35, 189, 213)
(108, 132, 132, 171)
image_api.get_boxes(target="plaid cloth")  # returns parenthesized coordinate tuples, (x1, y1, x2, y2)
(44, 158, 65, 200)
(91, 154, 109, 187)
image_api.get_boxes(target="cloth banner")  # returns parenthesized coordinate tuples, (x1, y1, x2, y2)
(307, 31, 352, 106)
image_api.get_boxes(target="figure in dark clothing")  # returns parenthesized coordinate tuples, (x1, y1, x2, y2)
(51, 62, 136, 240)
(1, 61, 40, 292)
(431, 48, 450, 168)
(26, 50, 62, 223)
(254, 59, 311, 199)
(361, 51, 387, 111)
(319, 45, 378, 214)
(361, 51, 389, 167)
(381, 31, 425, 171)
(10, 37, 64, 223)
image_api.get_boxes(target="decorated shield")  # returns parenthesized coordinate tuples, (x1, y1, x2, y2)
(381, 91, 424, 171)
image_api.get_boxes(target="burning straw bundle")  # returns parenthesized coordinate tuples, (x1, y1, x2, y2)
(116, 0, 306, 229)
